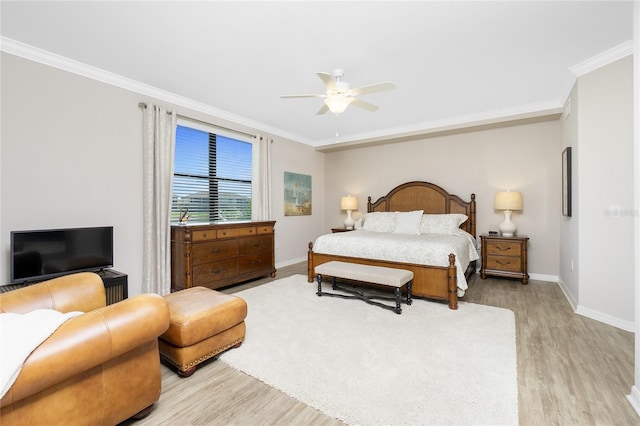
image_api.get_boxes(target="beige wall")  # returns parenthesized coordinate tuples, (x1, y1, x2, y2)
(574, 56, 635, 326)
(0, 52, 326, 295)
(322, 120, 562, 278)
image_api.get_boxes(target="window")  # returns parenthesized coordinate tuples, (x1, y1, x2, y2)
(172, 124, 252, 224)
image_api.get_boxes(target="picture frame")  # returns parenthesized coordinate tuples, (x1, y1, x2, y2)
(562, 147, 572, 217)
(284, 172, 312, 216)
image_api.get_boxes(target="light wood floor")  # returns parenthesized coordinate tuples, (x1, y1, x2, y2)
(127, 263, 638, 426)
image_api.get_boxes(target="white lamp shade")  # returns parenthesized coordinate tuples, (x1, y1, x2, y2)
(494, 191, 523, 211)
(340, 196, 358, 211)
(325, 96, 352, 114)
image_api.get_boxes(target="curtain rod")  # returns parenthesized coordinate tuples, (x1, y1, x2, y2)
(138, 102, 257, 139)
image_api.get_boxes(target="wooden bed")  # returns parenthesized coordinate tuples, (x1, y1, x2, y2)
(307, 181, 476, 310)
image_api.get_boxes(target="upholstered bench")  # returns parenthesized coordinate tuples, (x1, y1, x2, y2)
(315, 261, 413, 314)
(158, 286, 247, 377)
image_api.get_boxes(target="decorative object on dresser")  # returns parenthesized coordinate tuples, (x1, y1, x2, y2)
(308, 181, 477, 310)
(480, 234, 529, 284)
(494, 190, 523, 237)
(171, 221, 276, 292)
(340, 195, 358, 230)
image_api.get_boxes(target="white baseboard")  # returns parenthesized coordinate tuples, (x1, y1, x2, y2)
(551, 278, 634, 332)
(576, 305, 635, 332)
(627, 386, 640, 417)
(557, 278, 578, 311)
(276, 256, 307, 269)
(529, 273, 558, 282)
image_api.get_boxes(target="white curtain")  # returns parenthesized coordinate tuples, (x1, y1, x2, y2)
(252, 134, 273, 221)
(142, 104, 177, 295)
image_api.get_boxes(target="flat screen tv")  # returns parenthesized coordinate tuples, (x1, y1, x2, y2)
(10, 226, 113, 284)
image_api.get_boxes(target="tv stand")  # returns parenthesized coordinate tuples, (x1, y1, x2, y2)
(98, 269, 128, 305)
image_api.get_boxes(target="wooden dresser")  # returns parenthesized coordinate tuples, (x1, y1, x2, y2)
(480, 234, 529, 284)
(171, 221, 276, 292)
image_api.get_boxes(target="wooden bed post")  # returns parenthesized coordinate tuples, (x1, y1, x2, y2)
(469, 194, 476, 238)
(447, 253, 458, 310)
(307, 242, 315, 283)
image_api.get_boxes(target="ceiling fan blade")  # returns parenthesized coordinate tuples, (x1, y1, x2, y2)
(281, 94, 326, 98)
(351, 98, 379, 112)
(316, 72, 338, 90)
(348, 82, 395, 97)
(316, 104, 329, 115)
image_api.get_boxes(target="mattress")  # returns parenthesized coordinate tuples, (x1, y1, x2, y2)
(312, 229, 479, 295)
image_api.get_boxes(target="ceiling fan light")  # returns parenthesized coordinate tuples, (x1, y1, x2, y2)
(324, 96, 351, 114)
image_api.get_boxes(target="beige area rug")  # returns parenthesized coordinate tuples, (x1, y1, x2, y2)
(219, 275, 518, 426)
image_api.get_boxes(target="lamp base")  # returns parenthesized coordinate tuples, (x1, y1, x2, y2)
(499, 210, 517, 237)
(344, 210, 355, 230)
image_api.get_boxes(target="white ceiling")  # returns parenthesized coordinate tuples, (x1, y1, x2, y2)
(0, 1, 634, 148)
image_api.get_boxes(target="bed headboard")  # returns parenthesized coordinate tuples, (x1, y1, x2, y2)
(367, 181, 476, 237)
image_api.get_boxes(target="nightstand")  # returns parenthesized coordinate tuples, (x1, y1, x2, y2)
(331, 228, 353, 233)
(480, 234, 529, 284)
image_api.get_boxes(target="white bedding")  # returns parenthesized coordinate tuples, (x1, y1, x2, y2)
(312, 230, 479, 296)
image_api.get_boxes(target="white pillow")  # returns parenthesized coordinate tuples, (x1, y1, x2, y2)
(420, 214, 468, 235)
(361, 212, 397, 233)
(393, 210, 424, 235)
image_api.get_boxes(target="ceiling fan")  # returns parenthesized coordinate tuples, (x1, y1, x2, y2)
(281, 69, 395, 115)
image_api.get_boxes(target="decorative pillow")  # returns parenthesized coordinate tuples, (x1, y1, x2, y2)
(393, 210, 424, 235)
(361, 212, 397, 233)
(420, 214, 468, 235)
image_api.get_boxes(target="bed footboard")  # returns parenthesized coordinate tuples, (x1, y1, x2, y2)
(308, 242, 459, 310)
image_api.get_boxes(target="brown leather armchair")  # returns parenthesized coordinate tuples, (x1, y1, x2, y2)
(0, 272, 170, 425)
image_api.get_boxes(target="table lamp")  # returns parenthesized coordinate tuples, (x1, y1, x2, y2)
(340, 195, 358, 230)
(494, 191, 523, 237)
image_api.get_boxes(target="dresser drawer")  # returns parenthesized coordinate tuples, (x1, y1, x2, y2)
(238, 235, 273, 255)
(257, 224, 274, 234)
(486, 255, 522, 273)
(217, 226, 256, 239)
(192, 229, 218, 241)
(192, 240, 238, 264)
(193, 258, 238, 285)
(486, 241, 522, 256)
(238, 252, 273, 274)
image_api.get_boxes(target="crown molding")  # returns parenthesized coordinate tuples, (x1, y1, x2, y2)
(314, 99, 565, 149)
(569, 39, 633, 77)
(2, 36, 630, 148)
(0, 36, 311, 145)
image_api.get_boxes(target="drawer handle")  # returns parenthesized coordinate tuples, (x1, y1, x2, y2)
(252, 243, 260, 248)
(221, 232, 227, 236)
(202, 233, 208, 238)
(210, 268, 221, 274)
(210, 248, 221, 253)
(251, 259, 262, 265)
(496, 260, 512, 266)
(496, 246, 511, 252)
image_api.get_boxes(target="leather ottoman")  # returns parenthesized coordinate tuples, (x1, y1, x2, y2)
(159, 287, 247, 377)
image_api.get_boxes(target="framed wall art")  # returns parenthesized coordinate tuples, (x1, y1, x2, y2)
(284, 172, 312, 216)
(562, 147, 572, 217)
